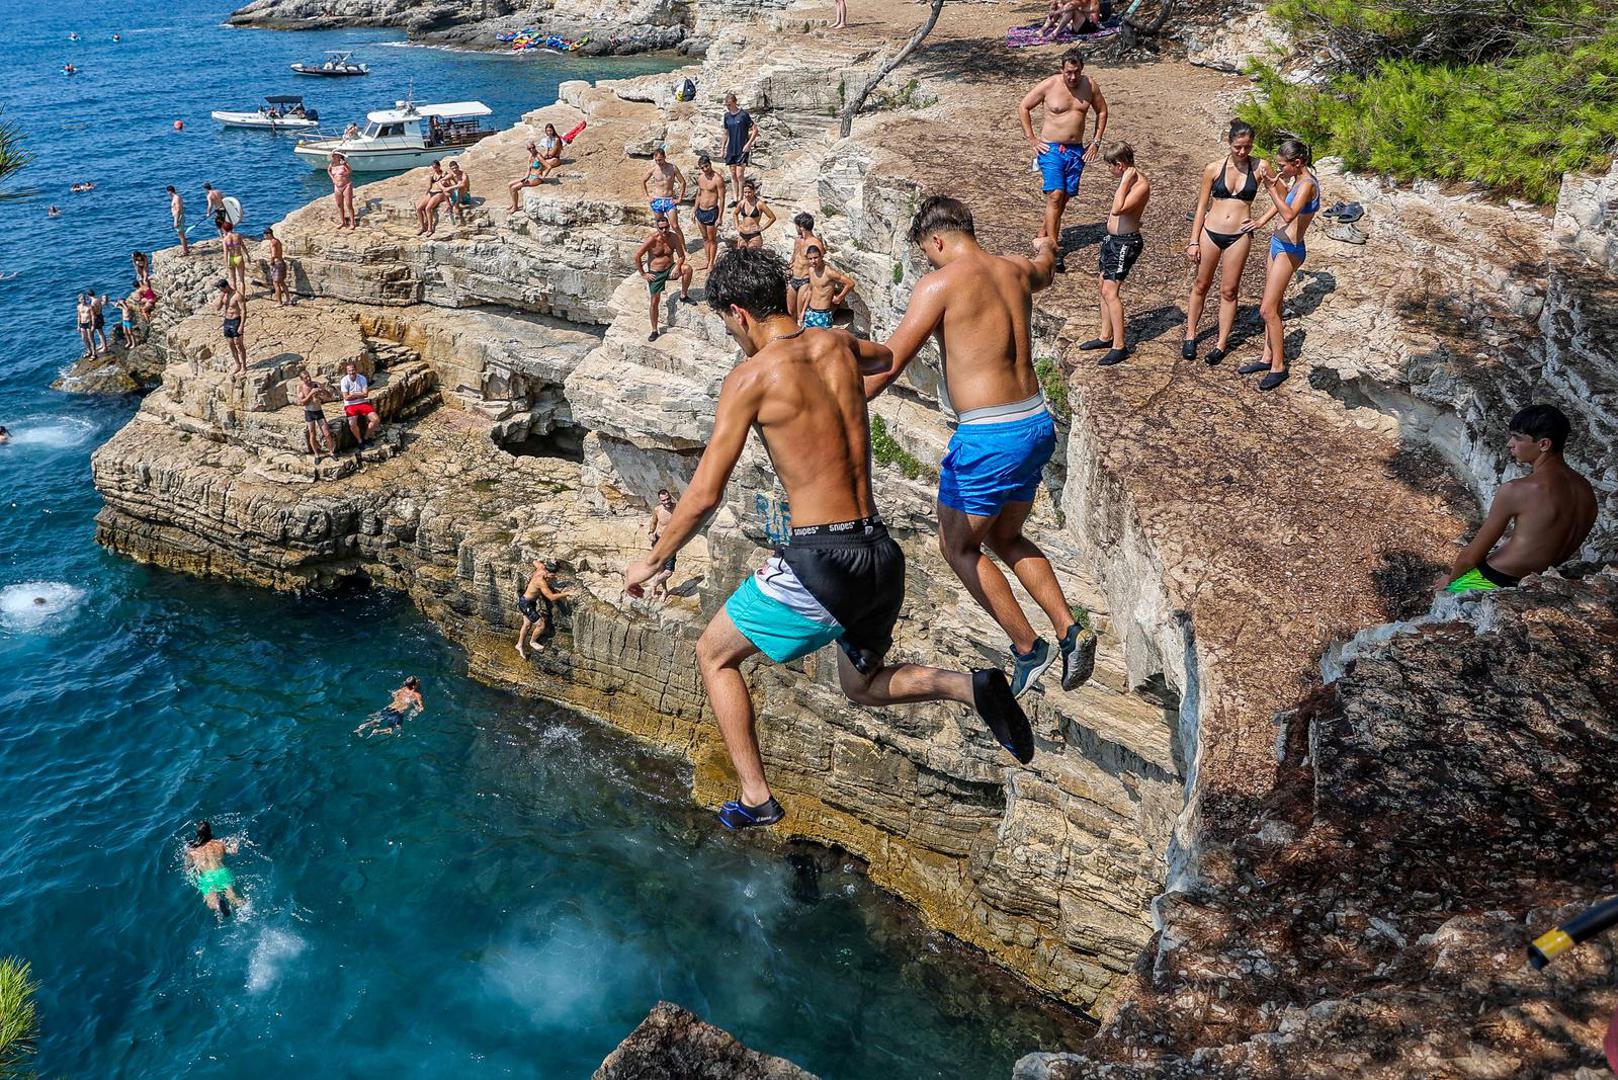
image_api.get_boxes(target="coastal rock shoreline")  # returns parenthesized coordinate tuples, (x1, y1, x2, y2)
(85, 1, 1617, 1075)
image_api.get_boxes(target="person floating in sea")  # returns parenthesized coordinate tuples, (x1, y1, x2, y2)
(75, 292, 99, 359)
(869, 196, 1090, 697)
(1077, 142, 1149, 366)
(263, 226, 290, 306)
(1184, 120, 1261, 366)
(516, 558, 569, 658)
(339, 360, 381, 449)
(733, 178, 775, 251)
(219, 220, 248, 297)
(510, 141, 549, 213)
(1237, 138, 1318, 391)
(1439, 404, 1597, 594)
(46, 205, 60, 218)
(787, 212, 827, 320)
(635, 215, 694, 343)
(328, 153, 356, 230)
(69, 181, 94, 193)
(167, 185, 190, 255)
(642, 147, 687, 251)
(691, 155, 726, 271)
(354, 676, 425, 736)
(296, 368, 336, 462)
(623, 248, 1036, 831)
(0, 426, 10, 444)
(645, 488, 679, 602)
(185, 820, 243, 919)
(1018, 49, 1107, 274)
(799, 245, 854, 329)
(721, 94, 756, 205)
(216, 279, 248, 378)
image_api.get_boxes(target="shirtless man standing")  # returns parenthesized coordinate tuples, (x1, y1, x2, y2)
(1078, 143, 1150, 366)
(264, 226, 289, 306)
(1017, 49, 1108, 273)
(623, 248, 1035, 831)
(516, 558, 569, 657)
(869, 196, 1089, 697)
(635, 215, 694, 342)
(646, 488, 679, 601)
(787, 213, 828, 320)
(186, 820, 244, 919)
(204, 182, 227, 233)
(216, 279, 247, 378)
(1440, 404, 1598, 594)
(642, 148, 687, 250)
(692, 155, 727, 270)
(295, 368, 336, 461)
(167, 185, 190, 255)
(76, 293, 98, 358)
(220, 220, 248, 295)
(799, 245, 855, 329)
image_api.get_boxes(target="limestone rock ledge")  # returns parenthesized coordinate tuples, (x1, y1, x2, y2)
(595, 1002, 817, 1079)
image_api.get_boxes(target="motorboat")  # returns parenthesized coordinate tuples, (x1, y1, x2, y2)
(290, 51, 368, 77)
(211, 95, 321, 131)
(293, 100, 495, 172)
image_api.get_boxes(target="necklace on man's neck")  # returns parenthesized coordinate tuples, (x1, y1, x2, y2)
(759, 319, 805, 349)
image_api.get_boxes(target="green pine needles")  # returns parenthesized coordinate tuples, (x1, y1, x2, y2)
(0, 958, 40, 1080)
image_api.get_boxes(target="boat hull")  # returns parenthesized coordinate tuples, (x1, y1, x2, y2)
(212, 112, 320, 130)
(294, 142, 449, 172)
(290, 65, 367, 77)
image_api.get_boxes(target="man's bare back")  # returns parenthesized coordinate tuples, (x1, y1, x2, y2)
(186, 837, 234, 872)
(1482, 466, 1596, 577)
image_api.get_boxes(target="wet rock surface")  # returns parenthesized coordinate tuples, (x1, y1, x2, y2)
(595, 1002, 818, 1079)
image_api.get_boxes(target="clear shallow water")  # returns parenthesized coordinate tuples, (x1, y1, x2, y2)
(0, 3, 1089, 1076)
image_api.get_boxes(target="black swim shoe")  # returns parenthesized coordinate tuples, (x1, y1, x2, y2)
(1237, 360, 1270, 375)
(972, 669, 1035, 764)
(1059, 623, 1097, 691)
(1181, 339, 1196, 361)
(1078, 337, 1110, 351)
(1258, 369, 1291, 391)
(718, 797, 785, 830)
(1054, 252, 1068, 274)
(1098, 348, 1128, 366)
(1204, 346, 1227, 365)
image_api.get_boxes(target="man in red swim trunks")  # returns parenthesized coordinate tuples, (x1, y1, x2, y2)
(339, 360, 381, 448)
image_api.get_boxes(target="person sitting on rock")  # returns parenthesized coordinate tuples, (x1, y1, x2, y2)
(516, 557, 569, 658)
(537, 123, 564, 177)
(623, 247, 1036, 832)
(635, 215, 693, 343)
(339, 360, 381, 449)
(509, 142, 548, 212)
(1439, 404, 1596, 594)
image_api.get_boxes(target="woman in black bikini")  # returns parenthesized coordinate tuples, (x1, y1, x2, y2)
(731, 178, 776, 251)
(1183, 120, 1264, 365)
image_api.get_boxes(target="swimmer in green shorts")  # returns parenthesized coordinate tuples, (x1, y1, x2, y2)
(634, 215, 693, 343)
(185, 820, 243, 918)
(1438, 404, 1596, 595)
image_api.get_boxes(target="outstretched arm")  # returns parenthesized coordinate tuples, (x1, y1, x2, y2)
(627, 370, 760, 594)
(1027, 238, 1057, 291)
(867, 275, 945, 399)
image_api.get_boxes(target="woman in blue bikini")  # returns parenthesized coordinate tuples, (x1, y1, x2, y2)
(1241, 138, 1318, 392)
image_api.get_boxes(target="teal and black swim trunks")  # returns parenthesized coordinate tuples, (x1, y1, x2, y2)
(803, 307, 833, 329)
(724, 516, 904, 675)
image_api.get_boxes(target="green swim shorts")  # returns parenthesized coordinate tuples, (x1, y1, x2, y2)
(195, 867, 235, 895)
(1445, 562, 1521, 594)
(646, 266, 673, 296)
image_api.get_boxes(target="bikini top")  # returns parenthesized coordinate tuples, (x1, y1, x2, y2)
(1211, 159, 1257, 202)
(740, 201, 762, 220)
(1285, 172, 1321, 214)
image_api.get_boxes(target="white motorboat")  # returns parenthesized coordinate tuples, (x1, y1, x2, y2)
(211, 95, 322, 131)
(293, 100, 495, 172)
(290, 51, 368, 77)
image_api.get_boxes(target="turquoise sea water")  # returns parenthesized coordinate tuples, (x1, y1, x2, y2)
(0, 3, 1090, 1077)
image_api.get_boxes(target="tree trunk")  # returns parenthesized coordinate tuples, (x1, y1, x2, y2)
(838, 0, 946, 139)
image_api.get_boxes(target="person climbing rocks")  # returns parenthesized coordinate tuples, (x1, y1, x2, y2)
(623, 247, 1035, 832)
(634, 215, 694, 342)
(354, 676, 424, 736)
(186, 820, 243, 919)
(1077, 142, 1149, 366)
(868, 196, 1092, 698)
(516, 557, 569, 658)
(1438, 404, 1596, 594)
(1017, 49, 1107, 273)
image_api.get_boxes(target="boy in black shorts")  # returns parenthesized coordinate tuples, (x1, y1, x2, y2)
(1079, 143, 1150, 366)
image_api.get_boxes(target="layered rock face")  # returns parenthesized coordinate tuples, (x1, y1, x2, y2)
(91, 42, 1180, 1012)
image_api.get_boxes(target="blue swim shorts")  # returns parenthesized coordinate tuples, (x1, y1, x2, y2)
(1037, 143, 1086, 197)
(938, 408, 1057, 518)
(650, 197, 676, 215)
(802, 307, 833, 329)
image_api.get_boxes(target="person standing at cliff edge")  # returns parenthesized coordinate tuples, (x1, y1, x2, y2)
(1017, 49, 1107, 274)
(623, 248, 1036, 831)
(721, 94, 756, 206)
(1439, 404, 1596, 594)
(868, 196, 1092, 698)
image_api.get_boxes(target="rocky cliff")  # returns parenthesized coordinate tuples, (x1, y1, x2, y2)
(86, 0, 1616, 1070)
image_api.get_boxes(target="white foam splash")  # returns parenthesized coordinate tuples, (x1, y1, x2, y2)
(5, 416, 98, 450)
(246, 928, 306, 993)
(0, 581, 86, 633)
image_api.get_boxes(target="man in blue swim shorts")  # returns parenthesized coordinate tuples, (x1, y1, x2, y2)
(641, 147, 687, 249)
(871, 196, 1095, 700)
(1018, 49, 1108, 273)
(625, 248, 1036, 832)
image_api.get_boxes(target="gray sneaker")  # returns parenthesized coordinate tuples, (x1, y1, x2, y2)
(1009, 637, 1055, 698)
(1325, 221, 1367, 245)
(1059, 624, 1097, 691)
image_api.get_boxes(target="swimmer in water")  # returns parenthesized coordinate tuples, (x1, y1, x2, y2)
(354, 676, 424, 736)
(47, 205, 60, 218)
(186, 820, 243, 919)
(0, 426, 9, 444)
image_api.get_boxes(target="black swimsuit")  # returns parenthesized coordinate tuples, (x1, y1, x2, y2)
(738, 202, 763, 241)
(1203, 159, 1258, 250)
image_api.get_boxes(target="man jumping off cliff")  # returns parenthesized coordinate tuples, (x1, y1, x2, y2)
(1439, 403, 1596, 594)
(869, 196, 1090, 698)
(1017, 49, 1107, 274)
(623, 248, 1035, 831)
